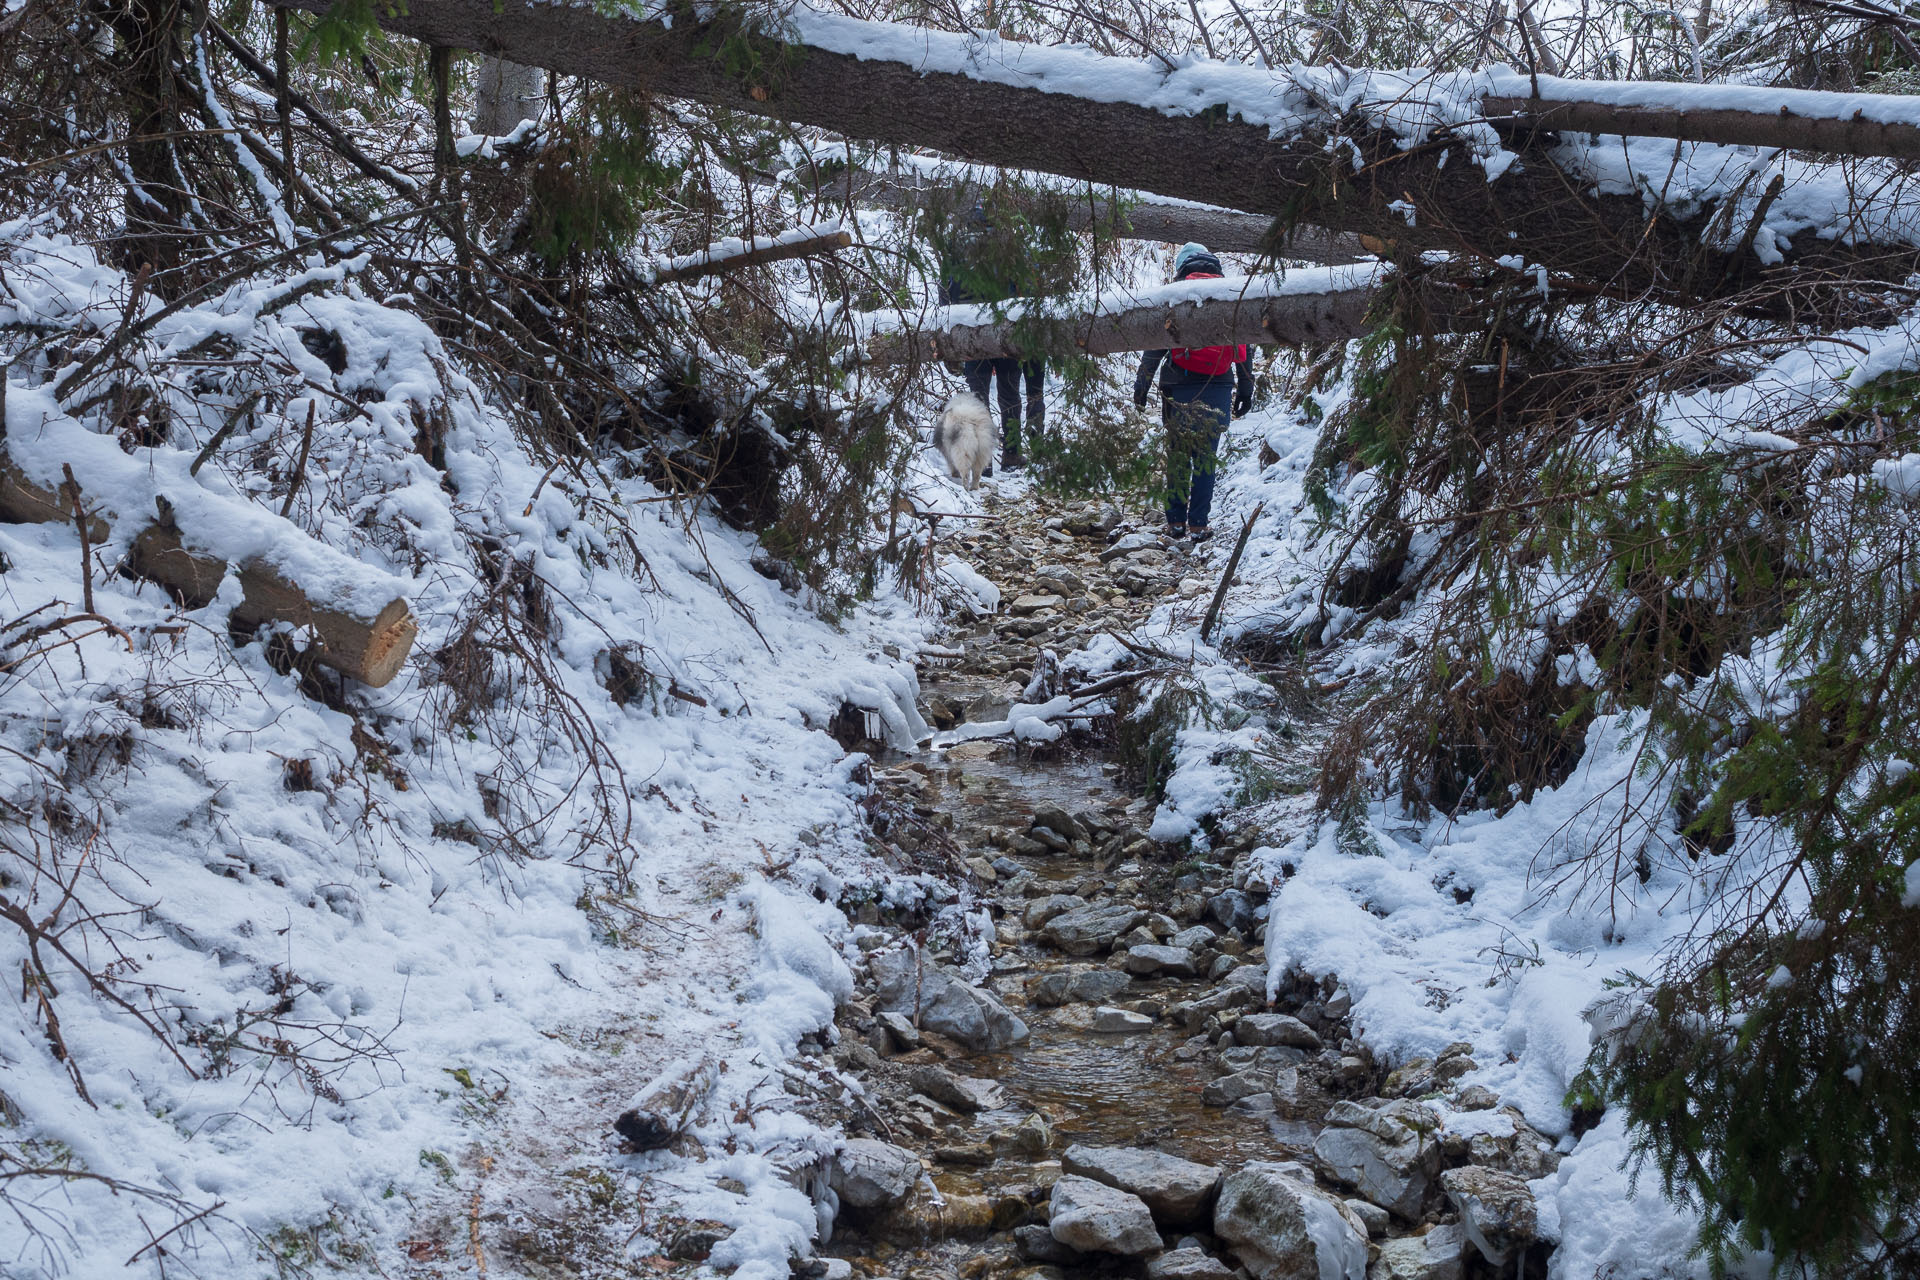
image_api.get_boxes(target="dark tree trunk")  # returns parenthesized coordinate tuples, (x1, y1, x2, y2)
(110, 0, 192, 291)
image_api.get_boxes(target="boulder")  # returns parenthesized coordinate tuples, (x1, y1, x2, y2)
(1041, 903, 1146, 956)
(907, 1064, 1005, 1113)
(1206, 889, 1255, 935)
(1235, 1014, 1323, 1050)
(1214, 1162, 1368, 1280)
(1030, 803, 1086, 841)
(831, 1138, 922, 1209)
(1148, 1247, 1238, 1280)
(1169, 924, 1217, 951)
(1202, 1070, 1270, 1108)
(1062, 1144, 1222, 1225)
(1031, 967, 1133, 1006)
(870, 948, 1030, 1051)
(1023, 895, 1085, 931)
(1368, 1224, 1465, 1280)
(1124, 944, 1201, 978)
(1438, 1166, 1537, 1265)
(1049, 1174, 1163, 1256)
(875, 1010, 921, 1050)
(1311, 1100, 1442, 1220)
(1092, 1006, 1155, 1032)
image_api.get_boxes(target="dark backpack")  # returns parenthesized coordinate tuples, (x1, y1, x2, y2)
(1167, 272, 1246, 375)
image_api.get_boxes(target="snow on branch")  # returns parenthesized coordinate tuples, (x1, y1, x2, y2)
(644, 221, 854, 287)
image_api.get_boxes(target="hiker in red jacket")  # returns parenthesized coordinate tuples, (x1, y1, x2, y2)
(1133, 243, 1254, 542)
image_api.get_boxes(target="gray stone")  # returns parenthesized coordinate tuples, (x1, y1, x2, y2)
(1023, 894, 1086, 930)
(1312, 1100, 1443, 1220)
(1125, 944, 1201, 978)
(831, 1138, 922, 1209)
(1091, 1006, 1155, 1032)
(1049, 1174, 1163, 1256)
(1213, 1162, 1369, 1280)
(1030, 967, 1134, 1007)
(1011, 594, 1065, 615)
(870, 948, 1030, 1051)
(875, 1010, 921, 1050)
(1368, 1224, 1465, 1280)
(1147, 1247, 1237, 1280)
(1030, 803, 1086, 841)
(1344, 1198, 1390, 1237)
(1035, 564, 1088, 594)
(1207, 953, 1241, 981)
(1439, 1166, 1537, 1265)
(1016, 1223, 1089, 1265)
(1169, 924, 1217, 951)
(1454, 1085, 1498, 1111)
(1206, 889, 1255, 935)
(1063, 1145, 1221, 1224)
(1201, 1070, 1270, 1108)
(1041, 903, 1146, 956)
(1235, 1014, 1323, 1050)
(1029, 825, 1072, 852)
(907, 1064, 1005, 1113)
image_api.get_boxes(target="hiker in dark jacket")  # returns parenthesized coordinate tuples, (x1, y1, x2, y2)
(1133, 243, 1253, 541)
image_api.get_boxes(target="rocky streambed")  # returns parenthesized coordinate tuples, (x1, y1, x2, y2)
(795, 498, 1563, 1280)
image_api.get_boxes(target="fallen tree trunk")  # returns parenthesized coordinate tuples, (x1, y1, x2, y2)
(269, 0, 1920, 318)
(613, 1055, 720, 1151)
(0, 453, 418, 687)
(861, 267, 1389, 362)
(647, 221, 854, 286)
(789, 162, 1369, 261)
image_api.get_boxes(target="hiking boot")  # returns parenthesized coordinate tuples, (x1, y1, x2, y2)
(1166, 521, 1188, 539)
(1000, 446, 1027, 470)
(1188, 525, 1215, 543)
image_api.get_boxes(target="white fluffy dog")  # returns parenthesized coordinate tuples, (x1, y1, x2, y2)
(931, 392, 997, 491)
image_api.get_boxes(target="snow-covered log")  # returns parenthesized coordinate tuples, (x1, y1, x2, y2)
(613, 1055, 721, 1150)
(1482, 72, 1920, 161)
(267, 0, 1920, 315)
(0, 434, 419, 688)
(788, 161, 1369, 261)
(645, 222, 854, 286)
(862, 267, 1387, 362)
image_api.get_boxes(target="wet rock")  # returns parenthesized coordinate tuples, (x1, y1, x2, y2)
(1201, 1070, 1269, 1108)
(908, 1065, 1005, 1113)
(1091, 1006, 1155, 1032)
(1439, 1166, 1537, 1265)
(866, 1186, 1003, 1241)
(870, 949, 1030, 1051)
(1029, 825, 1072, 852)
(831, 1138, 922, 1209)
(935, 1142, 996, 1166)
(1030, 803, 1086, 841)
(1124, 944, 1201, 978)
(1041, 903, 1146, 956)
(1029, 967, 1132, 1007)
(1312, 1100, 1442, 1220)
(1235, 1014, 1323, 1050)
(1147, 1247, 1237, 1280)
(1369, 1224, 1465, 1280)
(1015, 1224, 1089, 1265)
(1049, 1175, 1163, 1256)
(1023, 895, 1085, 930)
(1213, 1162, 1368, 1280)
(995, 1111, 1052, 1157)
(1061, 1145, 1221, 1225)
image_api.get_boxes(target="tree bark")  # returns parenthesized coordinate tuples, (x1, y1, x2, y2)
(265, 0, 1920, 318)
(111, 0, 192, 291)
(862, 268, 1391, 362)
(790, 164, 1370, 261)
(0, 457, 418, 687)
(473, 56, 546, 135)
(647, 223, 854, 286)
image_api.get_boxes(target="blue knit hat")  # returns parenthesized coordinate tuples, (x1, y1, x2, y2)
(1173, 242, 1210, 275)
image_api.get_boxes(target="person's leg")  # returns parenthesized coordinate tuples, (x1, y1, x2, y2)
(962, 359, 993, 405)
(1162, 390, 1196, 531)
(1021, 360, 1045, 447)
(992, 358, 1022, 459)
(1184, 383, 1233, 534)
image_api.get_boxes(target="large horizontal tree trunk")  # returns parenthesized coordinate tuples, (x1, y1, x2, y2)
(0, 452, 418, 687)
(861, 267, 1390, 362)
(646, 222, 853, 286)
(268, 0, 1920, 319)
(790, 163, 1369, 262)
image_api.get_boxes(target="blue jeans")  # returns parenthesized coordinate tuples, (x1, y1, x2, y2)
(1162, 379, 1230, 529)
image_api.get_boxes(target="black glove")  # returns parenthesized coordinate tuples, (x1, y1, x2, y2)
(1232, 390, 1252, 418)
